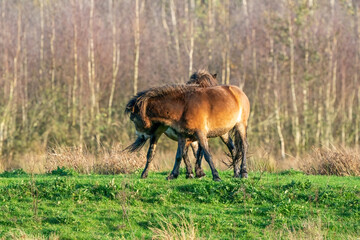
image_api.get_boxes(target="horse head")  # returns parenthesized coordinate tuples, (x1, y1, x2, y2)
(187, 69, 218, 87)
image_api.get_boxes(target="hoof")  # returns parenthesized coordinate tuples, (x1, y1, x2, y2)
(166, 174, 178, 180)
(195, 171, 206, 178)
(213, 177, 222, 182)
(241, 172, 248, 179)
(233, 174, 240, 178)
(141, 173, 148, 179)
(186, 173, 194, 179)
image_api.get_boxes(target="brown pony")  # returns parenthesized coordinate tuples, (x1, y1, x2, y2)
(164, 70, 236, 178)
(126, 81, 250, 181)
(126, 70, 236, 179)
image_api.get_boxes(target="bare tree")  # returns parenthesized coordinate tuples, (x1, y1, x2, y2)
(287, 0, 301, 154)
(108, 0, 120, 124)
(133, 0, 140, 94)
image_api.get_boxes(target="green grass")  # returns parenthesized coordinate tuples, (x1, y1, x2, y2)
(0, 169, 359, 239)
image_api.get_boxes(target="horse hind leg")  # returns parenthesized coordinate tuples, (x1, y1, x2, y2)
(167, 137, 186, 180)
(190, 142, 205, 178)
(233, 124, 248, 178)
(141, 127, 166, 179)
(196, 131, 221, 181)
(183, 142, 194, 179)
(141, 135, 158, 178)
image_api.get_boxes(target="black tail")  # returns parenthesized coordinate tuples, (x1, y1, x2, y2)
(231, 126, 243, 164)
(124, 136, 148, 152)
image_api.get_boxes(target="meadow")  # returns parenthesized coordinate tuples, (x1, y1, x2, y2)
(0, 168, 359, 239)
(1, 1, 360, 239)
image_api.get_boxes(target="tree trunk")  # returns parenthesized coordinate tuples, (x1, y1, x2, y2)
(302, 0, 313, 148)
(50, 7, 56, 91)
(88, 0, 96, 120)
(0, 0, 8, 155)
(207, 0, 214, 64)
(316, 88, 323, 145)
(287, 3, 301, 154)
(161, 0, 171, 62)
(225, 0, 230, 85)
(71, 0, 78, 126)
(353, 0, 360, 145)
(271, 35, 286, 159)
(170, 0, 180, 66)
(40, 0, 44, 80)
(22, 30, 28, 127)
(133, 0, 140, 94)
(341, 64, 346, 145)
(108, 0, 120, 124)
(188, 0, 195, 77)
(324, 0, 336, 146)
(241, 0, 249, 90)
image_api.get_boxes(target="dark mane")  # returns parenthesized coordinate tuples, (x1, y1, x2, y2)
(125, 84, 198, 115)
(125, 70, 218, 115)
(187, 69, 218, 87)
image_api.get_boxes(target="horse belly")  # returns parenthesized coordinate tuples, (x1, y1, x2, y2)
(164, 128, 178, 141)
(207, 127, 233, 138)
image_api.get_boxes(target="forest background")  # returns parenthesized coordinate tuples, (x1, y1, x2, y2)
(0, 0, 359, 172)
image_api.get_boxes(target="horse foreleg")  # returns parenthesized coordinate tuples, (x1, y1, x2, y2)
(190, 142, 205, 178)
(196, 132, 221, 181)
(194, 145, 205, 178)
(183, 143, 194, 179)
(167, 137, 186, 180)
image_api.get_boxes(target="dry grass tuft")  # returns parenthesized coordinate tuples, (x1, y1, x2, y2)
(219, 146, 277, 173)
(286, 218, 327, 240)
(150, 215, 201, 240)
(264, 217, 327, 240)
(248, 147, 277, 173)
(1, 229, 59, 240)
(46, 144, 145, 174)
(0, 158, 4, 173)
(300, 146, 360, 176)
(94, 145, 146, 174)
(264, 216, 359, 240)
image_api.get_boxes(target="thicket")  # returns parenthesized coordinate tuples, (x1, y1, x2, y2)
(1, 0, 360, 167)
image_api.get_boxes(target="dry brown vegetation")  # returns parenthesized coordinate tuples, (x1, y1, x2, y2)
(150, 215, 199, 240)
(45, 144, 146, 174)
(300, 146, 360, 176)
(7, 144, 360, 177)
(0, 229, 59, 240)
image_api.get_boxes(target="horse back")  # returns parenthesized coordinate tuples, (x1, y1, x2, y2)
(182, 85, 249, 134)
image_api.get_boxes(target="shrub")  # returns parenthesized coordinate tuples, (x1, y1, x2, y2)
(46, 144, 145, 174)
(300, 146, 360, 176)
(0, 168, 28, 178)
(150, 215, 200, 240)
(50, 166, 78, 176)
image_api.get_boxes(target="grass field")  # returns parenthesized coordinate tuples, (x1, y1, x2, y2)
(0, 168, 359, 239)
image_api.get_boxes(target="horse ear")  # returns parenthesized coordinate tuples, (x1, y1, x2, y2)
(212, 73, 217, 79)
